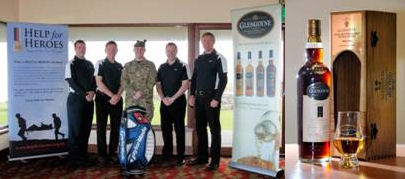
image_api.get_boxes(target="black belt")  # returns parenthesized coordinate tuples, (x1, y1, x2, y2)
(96, 90, 110, 97)
(197, 89, 216, 96)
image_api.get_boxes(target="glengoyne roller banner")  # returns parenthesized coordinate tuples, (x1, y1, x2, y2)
(7, 22, 68, 160)
(230, 4, 283, 176)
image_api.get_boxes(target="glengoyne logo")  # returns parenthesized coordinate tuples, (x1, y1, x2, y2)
(237, 11, 273, 38)
(306, 82, 330, 100)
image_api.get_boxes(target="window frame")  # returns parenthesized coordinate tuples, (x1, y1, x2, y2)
(0, 21, 8, 131)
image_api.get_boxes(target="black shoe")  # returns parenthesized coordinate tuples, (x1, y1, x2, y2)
(187, 158, 208, 166)
(176, 159, 185, 166)
(66, 161, 79, 170)
(161, 155, 172, 162)
(205, 163, 219, 171)
(97, 157, 108, 164)
(107, 156, 118, 164)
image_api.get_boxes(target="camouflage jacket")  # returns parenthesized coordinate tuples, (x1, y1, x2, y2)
(121, 58, 157, 120)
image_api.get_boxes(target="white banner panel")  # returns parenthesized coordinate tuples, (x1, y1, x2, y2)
(7, 22, 69, 160)
(230, 4, 283, 177)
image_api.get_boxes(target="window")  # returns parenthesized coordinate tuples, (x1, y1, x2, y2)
(0, 22, 8, 127)
(68, 26, 189, 125)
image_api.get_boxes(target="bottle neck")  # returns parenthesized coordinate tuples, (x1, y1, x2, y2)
(305, 41, 323, 63)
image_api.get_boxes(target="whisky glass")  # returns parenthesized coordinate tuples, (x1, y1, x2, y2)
(333, 111, 364, 168)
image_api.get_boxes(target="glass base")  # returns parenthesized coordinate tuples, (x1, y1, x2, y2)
(339, 154, 359, 168)
(299, 157, 330, 164)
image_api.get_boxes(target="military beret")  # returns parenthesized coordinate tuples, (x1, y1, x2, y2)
(134, 40, 147, 47)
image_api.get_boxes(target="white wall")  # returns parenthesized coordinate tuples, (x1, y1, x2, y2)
(17, 0, 276, 24)
(285, 0, 405, 144)
(0, 0, 18, 21)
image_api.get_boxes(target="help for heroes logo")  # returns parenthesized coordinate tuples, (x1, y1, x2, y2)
(14, 26, 64, 52)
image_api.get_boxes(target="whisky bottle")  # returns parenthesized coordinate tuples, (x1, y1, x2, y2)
(245, 51, 254, 96)
(297, 19, 331, 163)
(266, 50, 276, 97)
(235, 52, 243, 96)
(256, 51, 264, 97)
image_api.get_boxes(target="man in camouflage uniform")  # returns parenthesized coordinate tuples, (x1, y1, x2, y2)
(121, 40, 157, 121)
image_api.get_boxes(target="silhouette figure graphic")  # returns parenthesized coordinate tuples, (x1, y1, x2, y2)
(16, 113, 27, 141)
(53, 113, 65, 140)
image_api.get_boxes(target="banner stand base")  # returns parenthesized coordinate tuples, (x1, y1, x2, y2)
(8, 152, 68, 162)
(229, 161, 284, 178)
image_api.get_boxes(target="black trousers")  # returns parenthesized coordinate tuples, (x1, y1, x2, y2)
(67, 93, 94, 160)
(95, 92, 123, 157)
(195, 90, 221, 164)
(160, 95, 186, 160)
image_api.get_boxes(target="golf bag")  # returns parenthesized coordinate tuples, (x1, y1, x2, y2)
(118, 105, 155, 175)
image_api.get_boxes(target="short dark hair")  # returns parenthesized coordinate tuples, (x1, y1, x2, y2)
(166, 42, 177, 49)
(202, 32, 215, 40)
(105, 41, 117, 48)
(74, 40, 85, 48)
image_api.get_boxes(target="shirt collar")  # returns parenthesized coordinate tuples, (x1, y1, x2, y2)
(203, 49, 217, 55)
(104, 57, 117, 64)
(135, 57, 146, 63)
(166, 58, 179, 66)
(74, 56, 85, 61)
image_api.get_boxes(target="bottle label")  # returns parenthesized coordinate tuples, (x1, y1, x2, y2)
(303, 82, 330, 142)
(311, 64, 326, 75)
(236, 73, 243, 79)
(305, 42, 322, 48)
(307, 82, 329, 100)
(257, 72, 264, 79)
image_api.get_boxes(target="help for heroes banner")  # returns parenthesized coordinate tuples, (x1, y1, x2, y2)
(7, 22, 69, 160)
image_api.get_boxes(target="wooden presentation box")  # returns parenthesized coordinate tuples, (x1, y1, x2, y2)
(331, 11, 396, 160)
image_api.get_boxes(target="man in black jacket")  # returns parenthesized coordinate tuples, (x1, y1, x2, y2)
(65, 40, 96, 166)
(187, 32, 228, 170)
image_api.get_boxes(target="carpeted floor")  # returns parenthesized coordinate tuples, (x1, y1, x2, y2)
(0, 155, 282, 178)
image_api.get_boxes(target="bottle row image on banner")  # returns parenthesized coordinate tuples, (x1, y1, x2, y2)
(235, 50, 277, 97)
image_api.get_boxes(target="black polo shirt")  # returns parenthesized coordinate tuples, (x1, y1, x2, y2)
(157, 59, 190, 97)
(65, 56, 96, 97)
(190, 50, 228, 101)
(95, 58, 123, 94)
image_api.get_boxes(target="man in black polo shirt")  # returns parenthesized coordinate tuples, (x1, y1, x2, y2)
(188, 32, 228, 170)
(156, 42, 190, 166)
(65, 40, 96, 167)
(94, 41, 124, 163)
